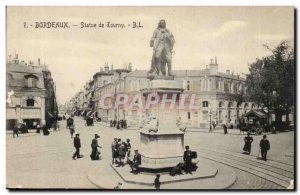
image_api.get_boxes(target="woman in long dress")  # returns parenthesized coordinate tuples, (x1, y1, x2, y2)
(243, 132, 253, 154)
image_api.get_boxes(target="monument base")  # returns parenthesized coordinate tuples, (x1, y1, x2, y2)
(139, 130, 184, 171)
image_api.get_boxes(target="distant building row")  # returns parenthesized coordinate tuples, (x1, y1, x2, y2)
(66, 58, 265, 129)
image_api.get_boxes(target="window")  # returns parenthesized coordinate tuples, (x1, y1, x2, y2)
(202, 101, 209, 107)
(25, 76, 37, 88)
(187, 80, 190, 91)
(204, 79, 208, 91)
(26, 98, 34, 107)
(187, 112, 191, 119)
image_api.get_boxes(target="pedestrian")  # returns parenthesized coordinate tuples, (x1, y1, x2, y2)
(90, 134, 101, 160)
(243, 132, 253, 155)
(66, 116, 74, 129)
(223, 124, 228, 134)
(117, 142, 127, 167)
(154, 174, 161, 190)
(69, 124, 75, 138)
(111, 138, 118, 164)
(126, 139, 131, 158)
(128, 149, 142, 174)
(42, 124, 50, 136)
(212, 121, 216, 130)
(36, 123, 41, 133)
(183, 146, 193, 174)
(13, 123, 19, 138)
(72, 133, 82, 160)
(259, 135, 270, 161)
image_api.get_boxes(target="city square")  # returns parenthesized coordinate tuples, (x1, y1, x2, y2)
(6, 116, 294, 189)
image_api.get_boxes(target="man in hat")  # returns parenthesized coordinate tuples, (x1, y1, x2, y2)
(154, 174, 161, 190)
(111, 138, 118, 164)
(260, 135, 270, 161)
(72, 133, 82, 160)
(90, 134, 101, 160)
(128, 149, 142, 174)
(183, 146, 193, 174)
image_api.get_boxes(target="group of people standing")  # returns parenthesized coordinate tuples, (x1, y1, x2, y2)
(111, 138, 132, 166)
(243, 133, 271, 161)
(110, 119, 127, 130)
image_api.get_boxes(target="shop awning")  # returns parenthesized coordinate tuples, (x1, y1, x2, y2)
(244, 110, 267, 118)
(6, 108, 17, 119)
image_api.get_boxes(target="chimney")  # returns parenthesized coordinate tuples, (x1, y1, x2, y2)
(128, 63, 132, 71)
(104, 65, 109, 73)
(209, 57, 218, 75)
(111, 64, 114, 70)
(38, 58, 40, 65)
(226, 69, 230, 75)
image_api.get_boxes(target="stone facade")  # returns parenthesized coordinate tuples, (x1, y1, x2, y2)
(6, 54, 58, 130)
(67, 59, 257, 129)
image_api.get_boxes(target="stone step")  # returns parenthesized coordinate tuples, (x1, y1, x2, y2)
(87, 158, 237, 189)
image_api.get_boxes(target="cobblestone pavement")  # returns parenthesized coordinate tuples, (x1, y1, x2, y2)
(6, 117, 294, 189)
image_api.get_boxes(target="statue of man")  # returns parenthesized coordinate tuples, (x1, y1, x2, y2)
(149, 19, 175, 76)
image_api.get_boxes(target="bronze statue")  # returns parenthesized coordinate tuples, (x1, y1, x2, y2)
(149, 19, 175, 77)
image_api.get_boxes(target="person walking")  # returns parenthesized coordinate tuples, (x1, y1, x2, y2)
(223, 124, 228, 134)
(69, 124, 75, 138)
(90, 134, 101, 160)
(243, 132, 253, 155)
(183, 146, 193, 174)
(72, 133, 82, 160)
(259, 135, 270, 161)
(13, 123, 19, 138)
(154, 174, 161, 190)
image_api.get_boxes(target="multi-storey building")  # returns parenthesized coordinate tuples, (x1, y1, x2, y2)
(6, 54, 58, 130)
(67, 58, 259, 129)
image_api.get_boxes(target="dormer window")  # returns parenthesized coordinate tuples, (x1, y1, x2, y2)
(24, 75, 38, 88)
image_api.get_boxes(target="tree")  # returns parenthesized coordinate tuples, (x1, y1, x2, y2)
(245, 41, 294, 130)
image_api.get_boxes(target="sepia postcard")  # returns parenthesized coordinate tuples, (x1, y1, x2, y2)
(6, 6, 295, 190)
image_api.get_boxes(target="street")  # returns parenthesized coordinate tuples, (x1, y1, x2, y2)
(6, 116, 294, 189)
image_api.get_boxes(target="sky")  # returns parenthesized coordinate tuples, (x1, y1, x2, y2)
(6, 6, 294, 105)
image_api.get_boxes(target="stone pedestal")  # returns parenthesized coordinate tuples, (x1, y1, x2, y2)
(139, 79, 185, 171)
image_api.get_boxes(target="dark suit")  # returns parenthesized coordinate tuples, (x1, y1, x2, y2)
(129, 153, 142, 173)
(154, 177, 160, 190)
(260, 139, 270, 161)
(184, 150, 192, 173)
(73, 137, 81, 159)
